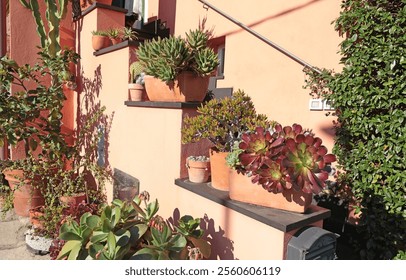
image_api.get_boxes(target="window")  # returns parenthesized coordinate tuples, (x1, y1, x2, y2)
(217, 44, 225, 77)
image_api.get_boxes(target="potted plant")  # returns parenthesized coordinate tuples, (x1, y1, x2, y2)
(181, 90, 271, 191)
(106, 28, 123, 45)
(0, 49, 79, 216)
(226, 124, 336, 213)
(136, 29, 219, 102)
(122, 27, 137, 42)
(54, 106, 111, 209)
(186, 156, 210, 183)
(55, 192, 211, 260)
(91, 30, 110, 51)
(128, 61, 145, 101)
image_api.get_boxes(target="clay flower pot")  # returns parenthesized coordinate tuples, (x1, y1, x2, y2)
(186, 156, 210, 183)
(128, 83, 145, 101)
(29, 205, 45, 230)
(92, 35, 110, 51)
(59, 192, 87, 207)
(3, 169, 45, 217)
(229, 169, 312, 213)
(209, 148, 230, 191)
(143, 73, 209, 102)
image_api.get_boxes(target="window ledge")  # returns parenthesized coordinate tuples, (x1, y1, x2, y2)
(94, 40, 140, 56)
(124, 101, 203, 109)
(174, 178, 331, 232)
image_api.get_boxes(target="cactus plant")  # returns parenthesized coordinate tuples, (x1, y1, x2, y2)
(129, 61, 144, 84)
(19, 0, 69, 57)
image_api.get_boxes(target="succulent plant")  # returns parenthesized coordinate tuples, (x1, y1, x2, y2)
(187, 155, 210, 162)
(281, 125, 336, 194)
(122, 27, 137, 41)
(235, 124, 336, 194)
(186, 29, 209, 50)
(136, 29, 219, 83)
(56, 193, 211, 260)
(129, 61, 144, 84)
(106, 28, 121, 39)
(182, 90, 272, 152)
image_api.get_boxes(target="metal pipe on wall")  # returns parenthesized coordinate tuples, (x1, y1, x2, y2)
(0, 0, 6, 160)
(0, 0, 6, 57)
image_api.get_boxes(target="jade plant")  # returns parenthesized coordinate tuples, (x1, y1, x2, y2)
(182, 90, 272, 153)
(228, 124, 336, 194)
(56, 192, 211, 260)
(136, 29, 219, 83)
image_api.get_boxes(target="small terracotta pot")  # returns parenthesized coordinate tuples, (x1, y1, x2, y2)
(128, 83, 145, 101)
(92, 35, 110, 51)
(110, 37, 123, 45)
(3, 169, 45, 217)
(29, 206, 45, 230)
(59, 192, 87, 207)
(229, 169, 312, 213)
(187, 159, 210, 183)
(81, 0, 111, 11)
(209, 149, 230, 191)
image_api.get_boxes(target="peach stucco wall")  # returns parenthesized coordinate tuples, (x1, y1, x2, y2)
(8, 1, 340, 259)
(8, 0, 75, 158)
(167, 0, 342, 152)
(77, 5, 288, 258)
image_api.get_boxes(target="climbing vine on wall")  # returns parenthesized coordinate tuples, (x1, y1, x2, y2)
(304, 0, 406, 259)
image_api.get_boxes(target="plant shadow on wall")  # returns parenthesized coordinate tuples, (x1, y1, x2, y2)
(168, 209, 235, 260)
(79, 65, 114, 172)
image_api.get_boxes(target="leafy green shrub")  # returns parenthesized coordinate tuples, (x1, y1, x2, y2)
(304, 0, 406, 259)
(181, 90, 272, 152)
(56, 192, 211, 260)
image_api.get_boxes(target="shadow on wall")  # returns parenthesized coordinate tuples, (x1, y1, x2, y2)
(169, 209, 235, 260)
(76, 65, 115, 191)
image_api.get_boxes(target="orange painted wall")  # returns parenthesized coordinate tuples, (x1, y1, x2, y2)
(7, 1, 343, 259)
(167, 0, 342, 152)
(8, 0, 76, 157)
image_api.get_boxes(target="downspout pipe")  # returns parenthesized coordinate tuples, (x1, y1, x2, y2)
(0, 0, 6, 57)
(0, 0, 6, 160)
(198, 0, 321, 74)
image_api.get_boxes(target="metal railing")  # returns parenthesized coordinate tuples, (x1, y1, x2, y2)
(198, 0, 321, 74)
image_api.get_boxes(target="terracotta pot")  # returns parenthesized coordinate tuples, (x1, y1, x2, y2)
(347, 203, 362, 225)
(59, 192, 87, 207)
(29, 206, 45, 230)
(209, 149, 230, 191)
(81, 0, 111, 10)
(186, 159, 210, 183)
(3, 170, 45, 217)
(128, 83, 145, 101)
(229, 169, 312, 213)
(110, 37, 123, 45)
(143, 73, 209, 102)
(92, 35, 110, 51)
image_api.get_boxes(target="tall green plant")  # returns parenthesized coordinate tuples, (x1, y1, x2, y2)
(304, 0, 406, 259)
(19, 0, 69, 57)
